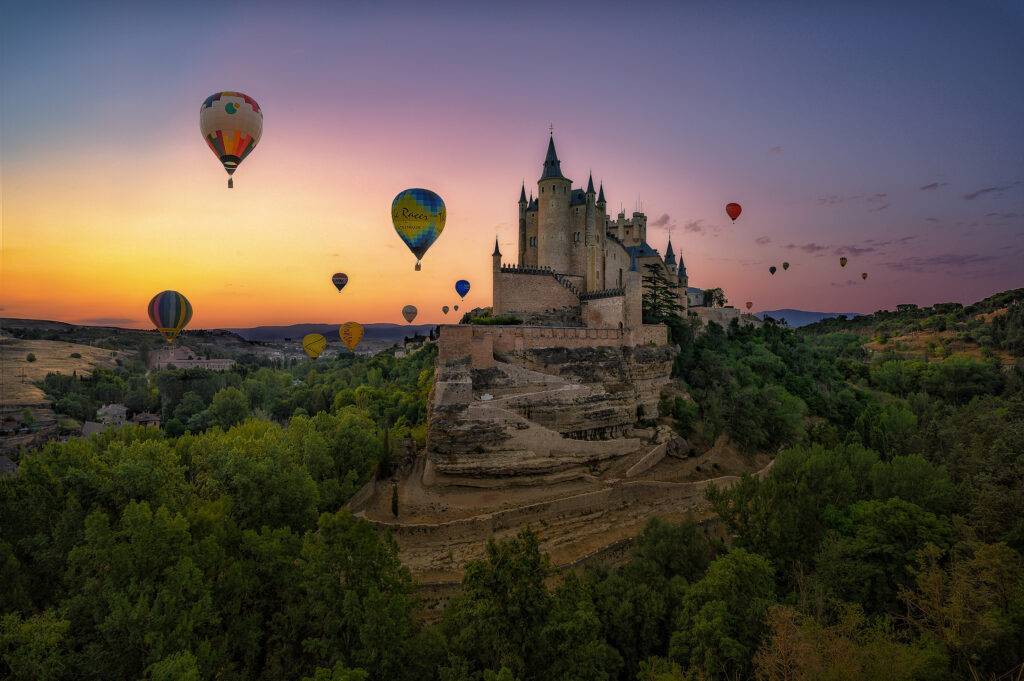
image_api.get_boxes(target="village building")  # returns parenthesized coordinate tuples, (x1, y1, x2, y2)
(147, 345, 236, 371)
(131, 412, 161, 428)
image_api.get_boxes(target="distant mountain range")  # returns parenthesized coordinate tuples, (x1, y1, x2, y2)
(226, 323, 437, 342)
(755, 309, 861, 328)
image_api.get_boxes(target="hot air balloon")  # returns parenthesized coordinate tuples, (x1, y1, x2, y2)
(402, 305, 418, 323)
(746, 301, 753, 310)
(302, 333, 327, 359)
(392, 188, 446, 270)
(769, 266, 777, 275)
(725, 202, 742, 222)
(454, 305, 459, 312)
(339, 322, 364, 352)
(148, 290, 193, 344)
(442, 306, 449, 315)
(332, 273, 348, 292)
(455, 279, 470, 299)
(200, 92, 262, 188)
(782, 262, 790, 271)
(862, 272, 868, 280)
(840, 257, 848, 268)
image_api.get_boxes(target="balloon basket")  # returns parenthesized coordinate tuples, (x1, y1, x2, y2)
(415, 261, 421, 271)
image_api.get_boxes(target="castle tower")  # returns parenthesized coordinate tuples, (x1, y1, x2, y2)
(517, 182, 527, 266)
(664, 238, 676, 270)
(537, 135, 572, 274)
(584, 173, 599, 291)
(492, 237, 503, 313)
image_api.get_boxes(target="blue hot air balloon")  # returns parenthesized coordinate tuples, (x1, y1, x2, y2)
(455, 279, 470, 299)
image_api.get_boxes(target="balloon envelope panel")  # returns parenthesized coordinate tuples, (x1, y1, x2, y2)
(200, 92, 263, 176)
(392, 188, 446, 261)
(148, 290, 193, 343)
(302, 333, 327, 358)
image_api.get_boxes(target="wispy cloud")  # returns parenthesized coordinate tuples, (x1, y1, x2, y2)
(651, 213, 672, 228)
(755, 236, 772, 246)
(963, 182, 1019, 200)
(830, 279, 858, 288)
(925, 217, 940, 223)
(919, 182, 947, 191)
(683, 219, 706, 233)
(884, 253, 997, 273)
(768, 146, 783, 155)
(834, 245, 876, 256)
(786, 242, 830, 253)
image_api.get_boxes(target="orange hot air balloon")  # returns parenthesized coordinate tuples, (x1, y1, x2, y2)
(725, 202, 742, 222)
(840, 257, 848, 268)
(339, 322, 364, 352)
(746, 301, 753, 310)
(862, 272, 868, 280)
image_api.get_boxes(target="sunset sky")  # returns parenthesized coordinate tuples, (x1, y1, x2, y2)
(2, 1, 1022, 328)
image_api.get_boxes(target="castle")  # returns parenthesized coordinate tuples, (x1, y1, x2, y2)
(491, 134, 688, 333)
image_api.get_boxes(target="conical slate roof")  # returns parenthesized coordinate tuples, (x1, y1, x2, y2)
(540, 135, 567, 181)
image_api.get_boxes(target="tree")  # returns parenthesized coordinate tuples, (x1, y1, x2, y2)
(669, 548, 776, 679)
(702, 288, 727, 308)
(210, 386, 250, 429)
(26, 353, 36, 363)
(642, 263, 684, 325)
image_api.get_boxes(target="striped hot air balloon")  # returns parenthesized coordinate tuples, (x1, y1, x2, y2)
(148, 290, 193, 343)
(200, 92, 262, 188)
(392, 188, 445, 270)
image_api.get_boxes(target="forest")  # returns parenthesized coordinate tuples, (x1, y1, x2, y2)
(2, 291, 1023, 680)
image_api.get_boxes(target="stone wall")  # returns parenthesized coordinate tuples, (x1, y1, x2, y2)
(582, 293, 626, 328)
(493, 269, 580, 319)
(693, 307, 760, 328)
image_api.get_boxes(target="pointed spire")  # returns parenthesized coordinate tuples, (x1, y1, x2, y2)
(540, 134, 566, 180)
(597, 182, 606, 204)
(519, 182, 527, 204)
(664, 238, 676, 267)
(586, 172, 595, 194)
(492, 237, 501, 257)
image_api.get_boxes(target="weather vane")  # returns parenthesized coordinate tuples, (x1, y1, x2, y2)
(549, 123, 554, 135)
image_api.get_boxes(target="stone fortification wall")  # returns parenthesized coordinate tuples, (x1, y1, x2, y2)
(493, 268, 580, 319)
(582, 292, 625, 328)
(692, 307, 761, 328)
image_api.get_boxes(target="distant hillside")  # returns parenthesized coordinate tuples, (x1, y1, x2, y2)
(755, 309, 860, 328)
(227, 323, 436, 342)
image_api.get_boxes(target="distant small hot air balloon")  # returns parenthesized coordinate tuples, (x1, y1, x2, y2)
(442, 306, 449, 315)
(200, 92, 262, 188)
(402, 305, 418, 323)
(339, 322, 364, 352)
(454, 304, 459, 312)
(332, 273, 348, 292)
(392, 188, 446, 270)
(148, 290, 192, 344)
(725, 202, 742, 222)
(302, 334, 327, 359)
(746, 301, 753, 310)
(769, 266, 777, 275)
(455, 279, 470, 299)
(840, 257, 848, 268)
(782, 262, 790, 271)
(862, 272, 868, 280)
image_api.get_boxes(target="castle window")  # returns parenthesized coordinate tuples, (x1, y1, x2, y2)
(573, 232, 581, 243)
(529, 237, 537, 247)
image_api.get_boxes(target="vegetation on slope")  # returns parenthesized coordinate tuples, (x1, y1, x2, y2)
(3, 293, 1024, 680)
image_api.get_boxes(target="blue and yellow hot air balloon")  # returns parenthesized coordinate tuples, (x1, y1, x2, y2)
(200, 92, 263, 188)
(392, 188, 445, 270)
(148, 290, 193, 344)
(455, 279, 470, 299)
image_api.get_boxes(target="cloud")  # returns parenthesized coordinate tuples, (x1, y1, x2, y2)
(768, 146, 783, 155)
(884, 253, 997, 273)
(963, 182, 1018, 200)
(683, 219, 705, 233)
(830, 280, 858, 288)
(78, 317, 137, 325)
(868, 203, 891, 212)
(984, 212, 1020, 219)
(651, 213, 672, 228)
(925, 217, 941, 223)
(755, 236, 772, 246)
(834, 245, 877, 256)
(786, 242, 830, 253)
(818, 195, 853, 205)
(919, 182, 947, 191)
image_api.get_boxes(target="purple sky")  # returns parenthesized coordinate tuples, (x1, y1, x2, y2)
(2, 1, 1022, 324)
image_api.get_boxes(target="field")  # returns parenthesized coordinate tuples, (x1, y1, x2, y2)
(0, 335, 133, 406)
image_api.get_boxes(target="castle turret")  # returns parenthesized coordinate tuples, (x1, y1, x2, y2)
(664, 238, 676, 269)
(537, 134, 572, 274)
(677, 249, 688, 289)
(492, 237, 503, 313)
(518, 182, 527, 265)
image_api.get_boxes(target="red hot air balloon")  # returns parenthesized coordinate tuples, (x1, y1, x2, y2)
(725, 202, 742, 222)
(746, 301, 753, 310)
